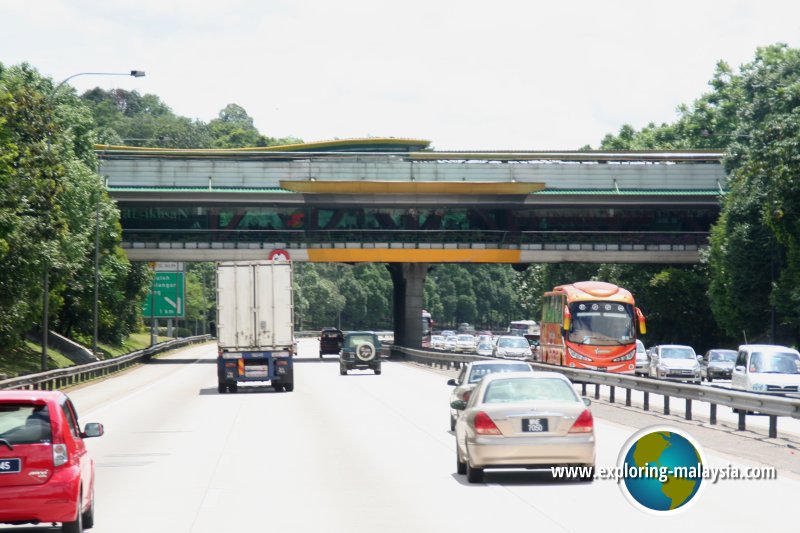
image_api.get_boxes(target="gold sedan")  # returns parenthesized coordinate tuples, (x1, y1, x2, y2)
(452, 372, 595, 483)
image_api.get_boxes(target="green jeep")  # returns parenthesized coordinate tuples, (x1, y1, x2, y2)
(340, 331, 382, 375)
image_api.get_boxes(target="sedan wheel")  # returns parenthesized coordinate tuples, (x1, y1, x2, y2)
(465, 446, 484, 483)
(456, 445, 467, 475)
(449, 415, 456, 432)
(466, 461, 484, 483)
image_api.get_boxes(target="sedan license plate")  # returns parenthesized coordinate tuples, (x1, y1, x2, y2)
(0, 459, 21, 474)
(522, 418, 548, 432)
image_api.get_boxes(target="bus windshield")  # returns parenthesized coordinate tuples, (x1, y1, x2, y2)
(568, 301, 634, 346)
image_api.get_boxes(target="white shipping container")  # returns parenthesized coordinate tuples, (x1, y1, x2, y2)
(217, 260, 294, 351)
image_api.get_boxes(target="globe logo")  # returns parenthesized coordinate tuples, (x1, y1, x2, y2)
(617, 425, 705, 514)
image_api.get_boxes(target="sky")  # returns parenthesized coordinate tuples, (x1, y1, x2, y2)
(2, 0, 799, 150)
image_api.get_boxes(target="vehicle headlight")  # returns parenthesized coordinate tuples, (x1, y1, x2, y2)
(752, 383, 767, 392)
(568, 348, 592, 362)
(496, 349, 506, 356)
(612, 349, 635, 362)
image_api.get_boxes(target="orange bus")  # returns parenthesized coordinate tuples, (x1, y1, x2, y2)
(540, 281, 646, 373)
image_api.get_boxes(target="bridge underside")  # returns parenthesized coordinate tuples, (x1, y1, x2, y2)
(117, 201, 714, 264)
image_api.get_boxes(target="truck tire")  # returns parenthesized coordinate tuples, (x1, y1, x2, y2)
(355, 342, 376, 362)
(284, 382, 294, 392)
(274, 384, 284, 392)
(218, 383, 226, 394)
(229, 383, 238, 393)
(340, 365, 347, 376)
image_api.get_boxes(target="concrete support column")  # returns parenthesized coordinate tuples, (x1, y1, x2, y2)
(388, 262, 428, 349)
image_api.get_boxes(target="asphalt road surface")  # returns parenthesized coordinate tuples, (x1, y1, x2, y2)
(3, 339, 797, 533)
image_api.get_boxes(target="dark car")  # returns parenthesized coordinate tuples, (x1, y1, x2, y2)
(340, 331, 382, 375)
(700, 349, 737, 382)
(319, 327, 344, 358)
(1, 390, 104, 533)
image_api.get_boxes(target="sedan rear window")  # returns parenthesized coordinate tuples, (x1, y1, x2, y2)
(468, 364, 531, 383)
(483, 378, 578, 403)
(0, 404, 52, 444)
(661, 347, 695, 359)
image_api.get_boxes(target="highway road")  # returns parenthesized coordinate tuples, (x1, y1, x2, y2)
(3, 339, 798, 533)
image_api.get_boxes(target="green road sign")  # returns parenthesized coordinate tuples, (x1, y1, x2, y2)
(142, 272, 185, 318)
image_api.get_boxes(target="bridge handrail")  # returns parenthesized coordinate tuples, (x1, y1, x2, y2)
(0, 335, 212, 391)
(390, 346, 800, 421)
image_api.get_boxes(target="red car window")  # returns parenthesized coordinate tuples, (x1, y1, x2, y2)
(0, 404, 52, 445)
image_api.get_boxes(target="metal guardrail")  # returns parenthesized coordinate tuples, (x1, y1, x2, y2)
(391, 346, 800, 439)
(0, 335, 212, 392)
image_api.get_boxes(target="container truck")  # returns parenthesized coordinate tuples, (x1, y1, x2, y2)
(216, 260, 295, 393)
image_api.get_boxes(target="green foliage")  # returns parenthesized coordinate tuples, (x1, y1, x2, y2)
(707, 44, 800, 341)
(185, 262, 215, 329)
(0, 63, 149, 351)
(83, 88, 213, 148)
(596, 44, 800, 346)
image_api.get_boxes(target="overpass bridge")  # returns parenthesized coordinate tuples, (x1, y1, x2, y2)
(97, 138, 727, 347)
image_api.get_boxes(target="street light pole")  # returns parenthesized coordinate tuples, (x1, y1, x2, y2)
(42, 70, 145, 369)
(92, 177, 106, 357)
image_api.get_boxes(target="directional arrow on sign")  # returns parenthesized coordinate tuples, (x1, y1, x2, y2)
(164, 297, 183, 313)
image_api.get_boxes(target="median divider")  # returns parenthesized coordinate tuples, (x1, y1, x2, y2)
(0, 335, 212, 392)
(390, 345, 800, 439)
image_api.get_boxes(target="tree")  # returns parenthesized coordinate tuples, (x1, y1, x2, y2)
(0, 63, 148, 349)
(708, 44, 800, 343)
(208, 104, 267, 148)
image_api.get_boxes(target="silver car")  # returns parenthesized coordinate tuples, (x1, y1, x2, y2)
(648, 345, 701, 383)
(475, 342, 494, 357)
(452, 372, 595, 483)
(493, 336, 533, 360)
(447, 360, 534, 430)
(700, 349, 736, 381)
(431, 335, 445, 350)
(634, 339, 648, 375)
(455, 334, 477, 353)
(444, 335, 458, 351)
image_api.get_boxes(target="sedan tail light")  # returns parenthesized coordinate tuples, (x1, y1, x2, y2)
(474, 411, 501, 435)
(568, 409, 594, 433)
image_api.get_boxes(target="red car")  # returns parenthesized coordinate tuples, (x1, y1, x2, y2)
(0, 390, 103, 532)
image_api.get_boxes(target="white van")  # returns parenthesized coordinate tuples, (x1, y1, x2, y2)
(731, 344, 800, 395)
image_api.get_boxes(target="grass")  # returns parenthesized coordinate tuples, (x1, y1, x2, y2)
(0, 341, 76, 379)
(95, 333, 170, 359)
(0, 333, 173, 379)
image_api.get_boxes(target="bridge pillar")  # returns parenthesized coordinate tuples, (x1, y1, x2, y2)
(388, 263, 428, 349)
